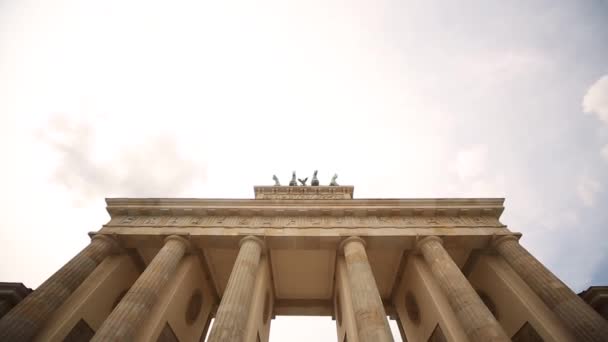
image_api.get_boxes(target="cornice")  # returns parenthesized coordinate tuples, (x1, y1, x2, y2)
(105, 197, 505, 218)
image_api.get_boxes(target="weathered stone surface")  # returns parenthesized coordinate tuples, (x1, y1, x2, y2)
(341, 237, 393, 342)
(108, 214, 502, 229)
(418, 236, 509, 342)
(494, 235, 608, 342)
(255, 185, 353, 199)
(207, 236, 265, 342)
(0, 235, 118, 341)
(91, 235, 189, 342)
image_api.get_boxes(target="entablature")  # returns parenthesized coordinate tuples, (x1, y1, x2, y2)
(105, 198, 504, 217)
(104, 196, 506, 229)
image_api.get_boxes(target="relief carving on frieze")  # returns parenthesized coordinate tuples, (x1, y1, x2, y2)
(109, 214, 501, 228)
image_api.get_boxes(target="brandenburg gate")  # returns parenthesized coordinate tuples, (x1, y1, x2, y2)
(1, 182, 607, 341)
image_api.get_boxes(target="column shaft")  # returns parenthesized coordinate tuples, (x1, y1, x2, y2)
(92, 235, 189, 342)
(335, 257, 360, 342)
(341, 237, 393, 342)
(0, 235, 118, 341)
(207, 236, 265, 342)
(418, 236, 509, 342)
(495, 236, 608, 342)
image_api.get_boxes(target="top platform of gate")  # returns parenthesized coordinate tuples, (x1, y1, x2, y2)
(254, 186, 354, 200)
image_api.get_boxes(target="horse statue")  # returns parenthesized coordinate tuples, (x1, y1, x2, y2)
(311, 170, 319, 186)
(289, 171, 298, 186)
(272, 174, 281, 186)
(329, 173, 339, 186)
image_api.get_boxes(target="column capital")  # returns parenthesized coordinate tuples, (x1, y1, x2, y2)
(90, 234, 121, 254)
(415, 235, 443, 252)
(491, 234, 520, 249)
(339, 236, 366, 253)
(164, 235, 193, 252)
(239, 235, 266, 250)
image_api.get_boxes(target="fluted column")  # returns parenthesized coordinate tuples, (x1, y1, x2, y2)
(494, 235, 608, 342)
(417, 236, 509, 342)
(340, 237, 393, 342)
(0, 234, 119, 341)
(92, 235, 190, 342)
(207, 236, 265, 342)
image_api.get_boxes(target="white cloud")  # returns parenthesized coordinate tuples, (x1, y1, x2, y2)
(459, 49, 552, 90)
(583, 75, 608, 124)
(576, 174, 601, 207)
(38, 114, 207, 203)
(447, 145, 508, 199)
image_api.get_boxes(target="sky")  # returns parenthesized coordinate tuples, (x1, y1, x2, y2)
(1, 0, 607, 340)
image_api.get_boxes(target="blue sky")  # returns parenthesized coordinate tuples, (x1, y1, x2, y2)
(1, 0, 607, 340)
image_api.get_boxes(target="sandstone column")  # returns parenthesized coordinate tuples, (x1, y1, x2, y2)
(0, 234, 119, 341)
(417, 236, 509, 342)
(207, 236, 265, 342)
(340, 236, 393, 342)
(92, 235, 190, 342)
(494, 235, 608, 342)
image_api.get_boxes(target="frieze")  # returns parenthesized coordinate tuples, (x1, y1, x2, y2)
(110, 215, 502, 228)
